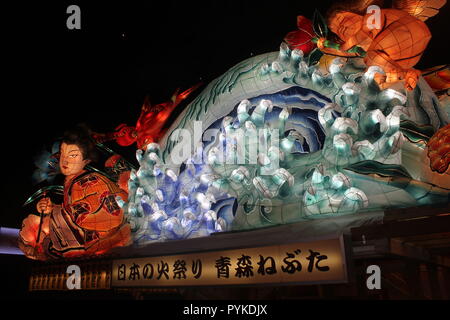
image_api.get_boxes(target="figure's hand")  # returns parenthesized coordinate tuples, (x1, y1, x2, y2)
(317, 37, 327, 50)
(36, 197, 53, 214)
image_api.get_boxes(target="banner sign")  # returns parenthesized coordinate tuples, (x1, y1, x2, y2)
(112, 237, 348, 287)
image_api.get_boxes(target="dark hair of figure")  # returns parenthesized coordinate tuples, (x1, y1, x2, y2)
(61, 124, 99, 163)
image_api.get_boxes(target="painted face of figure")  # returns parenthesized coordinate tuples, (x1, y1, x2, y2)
(59, 143, 90, 177)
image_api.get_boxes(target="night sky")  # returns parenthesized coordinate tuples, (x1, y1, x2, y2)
(2, 1, 449, 229)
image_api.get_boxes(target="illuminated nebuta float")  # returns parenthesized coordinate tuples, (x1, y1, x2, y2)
(19, 0, 449, 260)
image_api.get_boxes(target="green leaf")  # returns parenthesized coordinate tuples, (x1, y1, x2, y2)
(345, 160, 412, 179)
(308, 48, 324, 66)
(312, 10, 328, 38)
(400, 120, 435, 144)
(346, 46, 367, 57)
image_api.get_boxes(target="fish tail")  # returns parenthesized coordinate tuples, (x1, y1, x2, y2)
(172, 83, 202, 106)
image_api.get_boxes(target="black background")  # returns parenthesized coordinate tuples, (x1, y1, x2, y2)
(2, 0, 449, 229)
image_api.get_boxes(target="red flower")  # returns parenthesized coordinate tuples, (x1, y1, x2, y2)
(284, 16, 316, 55)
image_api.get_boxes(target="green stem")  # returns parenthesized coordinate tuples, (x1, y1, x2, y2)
(311, 37, 366, 57)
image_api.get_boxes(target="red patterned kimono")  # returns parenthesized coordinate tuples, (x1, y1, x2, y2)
(19, 171, 131, 260)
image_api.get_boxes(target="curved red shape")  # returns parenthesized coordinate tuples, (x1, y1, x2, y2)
(284, 16, 316, 55)
(427, 124, 450, 174)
